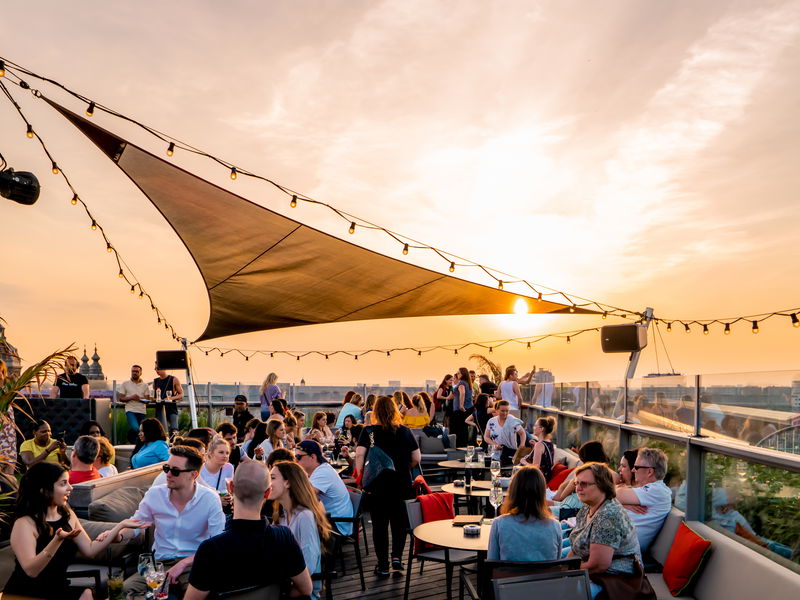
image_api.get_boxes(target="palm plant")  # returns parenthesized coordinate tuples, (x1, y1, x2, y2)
(469, 354, 503, 384)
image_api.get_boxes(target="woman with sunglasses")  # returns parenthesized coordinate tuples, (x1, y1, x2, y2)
(130, 418, 170, 469)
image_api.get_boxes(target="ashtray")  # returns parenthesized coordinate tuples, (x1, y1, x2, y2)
(453, 479, 465, 488)
(463, 524, 481, 538)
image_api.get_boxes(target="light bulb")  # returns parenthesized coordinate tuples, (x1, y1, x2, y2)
(106, 243, 113, 253)
(205, 351, 209, 356)
(386, 351, 390, 357)
(537, 292, 543, 301)
(52, 162, 59, 175)
(703, 324, 709, 335)
(498, 280, 503, 290)
(166, 142, 175, 157)
(566, 336, 571, 344)
(791, 313, 799, 328)
(454, 349, 458, 355)
(86, 101, 95, 117)
(245, 356, 249, 361)
(354, 355, 358, 360)
(417, 351, 422, 357)
(290, 195, 297, 208)
(270, 353, 274, 358)
(488, 347, 493, 353)
(90, 220, 97, 231)
(602, 312, 607, 319)
(402, 243, 409, 255)
(151, 304, 156, 312)
(724, 323, 731, 335)
(157, 317, 161, 324)
(71, 194, 78, 205)
(684, 323, 690, 333)
(449, 262, 455, 273)
(0, 61, 5, 77)
(348, 222, 356, 234)
(130, 285, 136, 294)
(230, 167, 237, 180)
(26, 124, 33, 138)
(138, 290, 144, 299)
(118, 269, 124, 278)
(752, 320, 759, 334)
(526, 342, 531, 349)
(164, 322, 169, 330)
(325, 355, 329, 360)
(666, 322, 672, 332)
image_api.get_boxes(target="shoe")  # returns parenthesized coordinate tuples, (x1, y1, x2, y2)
(391, 558, 405, 572)
(374, 566, 390, 578)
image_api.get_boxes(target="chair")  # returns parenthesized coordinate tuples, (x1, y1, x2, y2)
(492, 570, 592, 600)
(65, 566, 103, 598)
(217, 583, 281, 600)
(329, 488, 366, 591)
(404, 498, 478, 600)
(459, 557, 582, 600)
(311, 530, 342, 600)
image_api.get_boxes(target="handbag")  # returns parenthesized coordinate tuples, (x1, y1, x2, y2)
(361, 427, 396, 490)
(590, 555, 656, 600)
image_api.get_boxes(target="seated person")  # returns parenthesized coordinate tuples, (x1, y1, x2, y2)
(304, 411, 335, 446)
(78, 420, 106, 438)
(215, 421, 242, 468)
(94, 436, 118, 477)
(295, 440, 353, 535)
(130, 418, 170, 469)
(615, 449, 638, 489)
(712, 488, 793, 558)
(68, 435, 101, 484)
(19, 419, 67, 468)
(267, 448, 295, 469)
(184, 461, 312, 599)
(552, 441, 609, 513)
(613, 448, 672, 554)
(151, 438, 211, 488)
(402, 394, 432, 429)
(488, 466, 562, 561)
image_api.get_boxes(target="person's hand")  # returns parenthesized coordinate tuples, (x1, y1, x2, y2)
(166, 559, 189, 584)
(220, 494, 233, 507)
(56, 440, 68, 452)
(626, 505, 649, 515)
(254, 446, 264, 460)
(47, 440, 60, 453)
(55, 527, 82, 541)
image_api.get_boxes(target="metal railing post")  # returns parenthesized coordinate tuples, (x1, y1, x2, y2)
(580, 381, 592, 443)
(111, 379, 117, 445)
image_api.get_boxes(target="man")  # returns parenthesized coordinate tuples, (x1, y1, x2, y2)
(231, 395, 254, 443)
(50, 355, 89, 399)
(468, 370, 481, 397)
(295, 440, 353, 535)
(68, 435, 101, 484)
(118, 364, 150, 443)
(184, 461, 312, 599)
(615, 447, 673, 554)
(154, 363, 184, 435)
(478, 374, 498, 397)
(215, 421, 241, 468)
(484, 400, 526, 464)
(110, 446, 225, 597)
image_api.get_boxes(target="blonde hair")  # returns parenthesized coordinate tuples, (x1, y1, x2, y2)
(96, 436, 115, 466)
(271, 461, 332, 544)
(260, 373, 278, 394)
(206, 435, 230, 457)
(411, 394, 427, 413)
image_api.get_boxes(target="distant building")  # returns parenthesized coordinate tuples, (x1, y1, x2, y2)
(388, 380, 401, 388)
(80, 346, 109, 390)
(0, 322, 21, 378)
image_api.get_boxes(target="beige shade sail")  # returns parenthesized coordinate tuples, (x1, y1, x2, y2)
(50, 100, 593, 342)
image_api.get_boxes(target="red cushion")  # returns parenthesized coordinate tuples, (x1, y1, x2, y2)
(547, 465, 573, 491)
(662, 522, 712, 596)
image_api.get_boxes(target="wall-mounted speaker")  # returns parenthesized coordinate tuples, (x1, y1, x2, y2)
(155, 350, 188, 370)
(600, 324, 647, 353)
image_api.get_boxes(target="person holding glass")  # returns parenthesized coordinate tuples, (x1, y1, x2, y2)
(153, 363, 184, 436)
(487, 466, 562, 561)
(484, 400, 526, 466)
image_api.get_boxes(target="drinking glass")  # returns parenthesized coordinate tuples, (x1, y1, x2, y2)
(475, 433, 483, 447)
(145, 562, 166, 600)
(108, 572, 124, 600)
(137, 553, 155, 577)
(465, 446, 475, 464)
(490, 460, 501, 479)
(489, 484, 503, 518)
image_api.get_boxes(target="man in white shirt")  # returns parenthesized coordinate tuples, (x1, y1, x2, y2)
(295, 440, 353, 535)
(615, 447, 673, 554)
(118, 364, 150, 443)
(109, 445, 225, 597)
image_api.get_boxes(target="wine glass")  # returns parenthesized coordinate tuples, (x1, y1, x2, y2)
(137, 553, 155, 577)
(490, 460, 501, 479)
(489, 483, 503, 518)
(145, 562, 167, 600)
(476, 433, 483, 447)
(465, 445, 475, 464)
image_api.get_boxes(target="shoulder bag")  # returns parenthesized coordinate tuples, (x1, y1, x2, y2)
(361, 426, 396, 490)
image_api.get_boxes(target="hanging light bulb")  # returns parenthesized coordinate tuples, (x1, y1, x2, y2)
(703, 324, 709, 335)
(245, 356, 249, 361)
(0, 61, 5, 77)
(348, 222, 356, 234)
(52, 162, 59, 175)
(229, 167, 237, 180)
(724, 323, 731, 335)
(666, 322, 672, 332)
(791, 313, 799, 328)
(106, 243, 113, 253)
(270, 352, 274, 358)
(290, 195, 297, 208)
(488, 347, 493, 353)
(570, 305, 576, 313)
(354, 355, 358, 360)
(130, 285, 136, 294)
(402, 243, 409, 255)
(498, 280, 504, 290)
(296, 355, 300, 361)
(157, 316, 161, 324)
(449, 262, 455, 273)
(118, 269, 124, 278)
(684, 323, 690, 333)
(164, 322, 169, 330)
(325, 354, 329, 360)
(526, 341, 531, 349)
(205, 351, 209, 356)
(138, 290, 144, 299)
(752, 320, 759, 334)
(166, 142, 175, 157)
(151, 303, 156, 312)
(454, 349, 458, 355)
(386, 351, 391, 357)
(26, 124, 34, 138)
(71, 194, 79, 205)
(86, 101, 95, 117)
(566, 336, 571, 344)
(90, 220, 97, 231)
(602, 312, 607, 320)
(417, 351, 422, 357)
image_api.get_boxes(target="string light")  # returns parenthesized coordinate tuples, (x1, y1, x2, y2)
(666, 322, 672, 332)
(90, 220, 97, 231)
(51, 161, 59, 174)
(566, 336, 571, 344)
(166, 142, 175, 157)
(791, 313, 799, 328)
(702, 324, 709, 335)
(348, 222, 356, 234)
(106, 243, 113, 253)
(402, 243, 409, 255)
(724, 323, 731, 335)
(498, 281, 503, 290)
(71, 194, 78, 205)
(449, 262, 455, 273)
(290, 195, 297, 208)
(85, 101, 95, 117)
(0, 61, 5, 77)
(26, 124, 33, 138)
(752, 320, 759, 334)
(684, 324, 690, 333)
(229, 167, 237, 180)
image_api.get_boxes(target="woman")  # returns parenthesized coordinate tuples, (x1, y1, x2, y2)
(94, 437, 117, 477)
(242, 419, 266, 460)
(433, 374, 453, 425)
(258, 372, 283, 421)
(271, 461, 332, 600)
(465, 393, 493, 451)
(5, 463, 142, 600)
(616, 449, 639, 488)
(78, 420, 105, 438)
(418, 391, 435, 421)
(483, 400, 525, 465)
(498, 366, 524, 417)
(402, 394, 431, 429)
(450, 367, 474, 447)
(363, 394, 377, 425)
(201, 436, 235, 492)
(488, 466, 562, 561)
(19, 420, 68, 468)
(258, 420, 287, 457)
(567, 463, 641, 599)
(130, 418, 170, 468)
(282, 413, 299, 450)
(356, 395, 421, 577)
(335, 393, 363, 428)
(521, 417, 556, 480)
(552, 440, 609, 514)
(305, 411, 335, 446)
(336, 414, 357, 443)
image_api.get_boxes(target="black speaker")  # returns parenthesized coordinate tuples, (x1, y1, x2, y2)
(155, 350, 188, 370)
(600, 324, 647, 353)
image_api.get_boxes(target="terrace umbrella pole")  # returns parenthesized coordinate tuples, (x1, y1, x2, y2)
(182, 338, 199, 429)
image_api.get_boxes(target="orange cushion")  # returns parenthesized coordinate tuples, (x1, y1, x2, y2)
(662, 522, 712, 596)
(547, 465, 573, 491)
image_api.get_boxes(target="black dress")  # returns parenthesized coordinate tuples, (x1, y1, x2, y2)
(5, 514, 83, 600)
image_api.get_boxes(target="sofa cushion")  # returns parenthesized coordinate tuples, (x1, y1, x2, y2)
(662, 522, 712, 596)
(650, 507, 685, 566)
(78, 519, 144, 561)
(88, 486, 145, 522)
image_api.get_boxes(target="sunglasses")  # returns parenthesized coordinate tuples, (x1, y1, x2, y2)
(631, 464, 653, 471)
(162, 465, 195, 476)
(294, 452, 308, 459)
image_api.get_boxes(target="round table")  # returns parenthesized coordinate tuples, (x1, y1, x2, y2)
(413, 518, 491, 552)
(438, 460, 493, 470)
(441, 482, 490, 497)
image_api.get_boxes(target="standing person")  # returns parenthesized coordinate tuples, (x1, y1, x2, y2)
(432, 374, 453, 425)
(499, 366, 525, 418)
(468, 370, 481, 398)
(449, 367, 474, 447)
(130, 418, 170, 469)
(259, 373, 283, 421)
(153, 363, 184, 436)
(521, 417, 556, 480)
(107, 446, 226, 597)
(295, 440, 353, 535)
(19, 420, 67, 468)
(484, 400, 526, 465)
(231, 395, 254, 443)
(270, 461, 333, 600)
(355, 396, 420, 577)
(5, 463, 142, 600)
(118, 364, 150, 444)
(49, 356, 89, 399)
(184, 461, 312, 600)
(465, 393, 494, 451)
(478, 374, 498, 398)
(67, 436, 101, 484)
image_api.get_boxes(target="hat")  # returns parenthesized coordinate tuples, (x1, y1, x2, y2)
(296, 440, 326, 463)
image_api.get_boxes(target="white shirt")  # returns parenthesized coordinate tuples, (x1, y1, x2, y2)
(630, 480, 673, 552)
(132, 483, 225, 560)
(119, 380, 150, 414)
(98, 465, 118, 477)
(485, 415, 524, 459)
(200, 463, 234, 492)
(309, 463, 353, 536)
(499, 381, 518, 409)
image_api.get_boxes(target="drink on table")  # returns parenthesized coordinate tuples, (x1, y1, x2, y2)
(108, 574, 124, 600)
(490, 460, 501, 479)
(489, 481, 503, 518)
(476, 433, 483, 447)
(465, 445, 475, 464)
(137, 553, 155, 577)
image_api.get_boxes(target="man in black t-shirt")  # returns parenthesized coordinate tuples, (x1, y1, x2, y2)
(49, 356, 89, 399)
(184, 461, 311, 600)
(231, 395, 255, 443)
(478, 374, 498, 397)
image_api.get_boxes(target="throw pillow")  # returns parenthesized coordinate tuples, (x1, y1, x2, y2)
(548, 465, 573, 491)
(88, 486, 146, 522)
(662, 522, 712, 596)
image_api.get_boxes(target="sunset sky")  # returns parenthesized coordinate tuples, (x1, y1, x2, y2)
(1, 0, 799, 387)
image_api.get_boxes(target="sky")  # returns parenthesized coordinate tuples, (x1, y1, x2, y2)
(1, 0, 799, 387)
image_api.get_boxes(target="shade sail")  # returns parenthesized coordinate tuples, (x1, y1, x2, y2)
(50, 100, 593, 342)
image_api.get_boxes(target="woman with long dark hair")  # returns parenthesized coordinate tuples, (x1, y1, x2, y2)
(450, 367, 474, 446)
(130, 417, 169, 468)
(5, 463, 141, 599)
(521, 416, 557, 480)
(355, 396, 421, 577)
